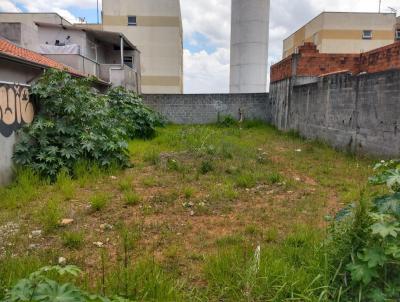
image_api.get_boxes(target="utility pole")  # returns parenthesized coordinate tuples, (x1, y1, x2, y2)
(97, 0, 99, 23)
(379, 0, 382, 13)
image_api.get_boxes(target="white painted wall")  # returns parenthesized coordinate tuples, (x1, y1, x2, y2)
(230, 0, 270, 93)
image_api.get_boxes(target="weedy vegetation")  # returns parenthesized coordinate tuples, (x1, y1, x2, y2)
(0, 76, 391, 301)
(89, 193, 111, 212)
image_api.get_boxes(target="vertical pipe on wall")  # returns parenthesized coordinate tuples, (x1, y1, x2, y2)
(120, 36, 124, 68)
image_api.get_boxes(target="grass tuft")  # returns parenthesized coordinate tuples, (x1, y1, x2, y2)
(199, 160, 214, 175)
(89, 193, 110, 211)
(62, 231, 84, 249)
(124, 190, 142, 206)
(56, 169, 76, 200)
(35, 198, 63, 232)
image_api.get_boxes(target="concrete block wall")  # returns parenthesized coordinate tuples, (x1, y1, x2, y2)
(269, 69, 400, 157)
(143, 93, 269, 124)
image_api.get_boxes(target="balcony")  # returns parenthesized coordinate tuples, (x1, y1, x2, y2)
(99, 64, 139, 91)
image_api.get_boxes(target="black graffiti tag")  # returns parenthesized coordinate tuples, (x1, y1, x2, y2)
(0, 84, 34, 137)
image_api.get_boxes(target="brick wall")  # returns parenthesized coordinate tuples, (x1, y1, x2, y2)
(359, 42, 400, 73)
(270, 56, 293, 83)
(271, 41, 400, 83)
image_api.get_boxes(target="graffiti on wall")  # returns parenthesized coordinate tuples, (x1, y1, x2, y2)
(0, 84, 34, 137)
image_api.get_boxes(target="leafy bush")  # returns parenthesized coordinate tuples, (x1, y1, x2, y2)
(328, 159, 400, 301)
(106, 87, 164, 139)
(199, 160, 214, 175)
(13, 70, 128, 179)
(217, 115, 238, 128)
(2, 265, 131, 302)
(14, 70, 162, 179)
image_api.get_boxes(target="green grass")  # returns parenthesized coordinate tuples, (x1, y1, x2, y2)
(0, 256, 47, 299)
(89, 193, 110, 211)
(0, 123, 379, 301)
(118, 177, 133, 192)
(35, 198, 63, 232)
(183, 187, 194, 199)
(62, 231, 84, 249)
(234, 172, 258, 188)
(104, 259, 185, 301)
(199, 160, 214, 175)
(0, 168, 44, 210)
(143, 150, 161, 165)
(56, 169, 76, 200)
(205, 226, 326, 301)
(124, 190, 141, 206)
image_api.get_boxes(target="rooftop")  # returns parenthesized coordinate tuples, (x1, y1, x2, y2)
(0, 12, 72, 26)
(284, 11, 397, 41)
(0, 38, 82, 76)
(36, 22, 138, 51)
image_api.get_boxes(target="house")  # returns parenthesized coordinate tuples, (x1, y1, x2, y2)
(0, 13, 141, 93)
(79, 0, 183, 94)
(283, 12, 399, 59)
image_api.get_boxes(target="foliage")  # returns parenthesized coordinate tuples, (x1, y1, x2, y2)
(217, 115, 238, 128)
(199, 160, 214, 175)
(2, 265, 132, 302)
(13, 70, 162, 179)
(328, 159, 400, 301)
(13, 70, 129, 179)
(106, 87, 164, 139)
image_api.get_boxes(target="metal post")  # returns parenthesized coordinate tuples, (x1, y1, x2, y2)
(120, 36, 124, 68)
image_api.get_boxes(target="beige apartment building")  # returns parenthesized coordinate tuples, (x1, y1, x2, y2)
(95, 0, 183, 94)
(283, 12, 400, 58)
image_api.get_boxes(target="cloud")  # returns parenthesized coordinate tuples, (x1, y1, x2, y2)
(181, 0, 231, 48)
(0, 0, 100, 23)
(0, 0, 21, 12)
(184, 48, 230, 93)
(52, 8, 80, 23)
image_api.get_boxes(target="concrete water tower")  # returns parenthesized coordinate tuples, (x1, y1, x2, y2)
(230, 0, 270, 93)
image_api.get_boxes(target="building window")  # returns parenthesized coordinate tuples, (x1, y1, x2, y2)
(124, 56, 133, 68)
(128, 16, 137, 26)
(362, 30, 372, 40)
(396, 29, 400, 40)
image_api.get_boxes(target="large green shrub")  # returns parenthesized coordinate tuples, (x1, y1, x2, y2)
(107, 87, 163, 139)
(13, 69, 161, 179)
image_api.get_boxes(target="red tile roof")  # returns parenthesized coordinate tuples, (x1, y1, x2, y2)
(0, 38, 83, 76)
